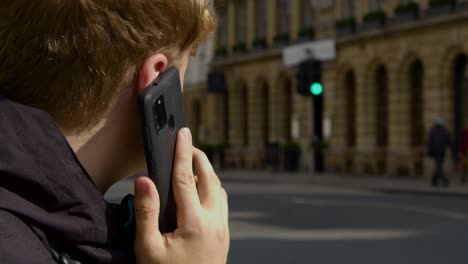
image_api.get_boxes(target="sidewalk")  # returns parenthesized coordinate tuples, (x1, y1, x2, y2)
(219, 170, 468, 197)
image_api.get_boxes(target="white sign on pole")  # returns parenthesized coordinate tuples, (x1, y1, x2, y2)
(282, 38, 336, 66)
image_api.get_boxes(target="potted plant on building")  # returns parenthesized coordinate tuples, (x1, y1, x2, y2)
(336, 17, 356, 38)
(426, 0, 454, 18)
(232, 42, 247, 55)
(198, 143, 230, 168)
(393, 1, 420, 24)
(311, 139, 329, 172)
(281, 141, 301, 172)
(252, 37, 267, 51)
(214, 46, 227, 59)
(361, 10, 387, 32)
(298, 27, 315, 42)
(273, 32, 290, 47)
(213, 142, 230, 169)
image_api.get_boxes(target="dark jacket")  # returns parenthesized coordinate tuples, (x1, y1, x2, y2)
(0, 97, 135, 263)
(427, 124, 452, 158)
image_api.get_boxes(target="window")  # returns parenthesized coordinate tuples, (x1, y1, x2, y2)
(399, 0, 415, 4)
(300, 0, 314, 28)
(235, 0, 247, 43)
(341, 0, 354, 18)
(217, 7, 228, 47)
(255, 0, 266, 39)
(276, 0, 290, 34)
(370, 0, 385, 11)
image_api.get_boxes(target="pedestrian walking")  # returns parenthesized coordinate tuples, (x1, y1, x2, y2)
(427, 116, 452, 186)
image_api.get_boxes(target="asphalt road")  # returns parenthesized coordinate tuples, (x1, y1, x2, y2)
(105, 178, 468, 264)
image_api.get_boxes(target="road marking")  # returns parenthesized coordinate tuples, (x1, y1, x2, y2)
(291, 197, 468, 220)
(230, 211, 266, 220)
(230, 220, 417, 241)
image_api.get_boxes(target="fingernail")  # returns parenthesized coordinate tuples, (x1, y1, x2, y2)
(135, 179, 148, 196)
(182, 127, 192, 142)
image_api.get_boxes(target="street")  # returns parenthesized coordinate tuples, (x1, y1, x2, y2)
(105, 174, 468, 264)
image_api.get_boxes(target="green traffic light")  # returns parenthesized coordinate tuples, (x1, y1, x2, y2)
(310, 82, 323, 96)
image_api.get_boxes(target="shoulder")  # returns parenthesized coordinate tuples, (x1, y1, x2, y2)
(0, 210, 55, 263)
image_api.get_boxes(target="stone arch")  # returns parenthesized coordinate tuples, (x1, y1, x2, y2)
(397, 53, 425, 147)
(274, 72, 294, 142)
(440, 45, 465, 131)
(336, 63, 357, 148)
(364, 58, 388, 148)
(191, 99, 202, 145)
(374, 65, 389, 148)
(253, 75, 271, 145)
(229, 78, 249, 147)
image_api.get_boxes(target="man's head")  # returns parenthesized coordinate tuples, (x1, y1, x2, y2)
(0, 0, 216, 131)
(434, 114, 445, 126)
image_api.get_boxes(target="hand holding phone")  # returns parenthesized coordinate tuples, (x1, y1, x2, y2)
(133, 129, 230, 264)
(139, 67, 186, 233)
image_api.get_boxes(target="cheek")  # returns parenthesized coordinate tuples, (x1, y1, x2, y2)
(179, 71, 185, 92)
(178, 58, 190, 91)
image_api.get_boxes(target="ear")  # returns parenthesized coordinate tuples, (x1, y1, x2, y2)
(135, 54, 168, 93)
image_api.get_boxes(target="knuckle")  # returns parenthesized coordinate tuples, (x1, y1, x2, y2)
(134, 202, 156, 217)
(187, 217, 204, 235)
(175, 170, 195, 186)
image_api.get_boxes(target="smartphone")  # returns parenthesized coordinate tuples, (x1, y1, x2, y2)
(139, 67, 187, 233)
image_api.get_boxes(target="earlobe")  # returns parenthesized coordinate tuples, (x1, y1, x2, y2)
(136, 54, 168, 93)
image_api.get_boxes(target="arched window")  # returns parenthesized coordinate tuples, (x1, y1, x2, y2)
(345, 70, 357, 147)
(235, 0, 247, 43)
(375, 65, 388, 147)
(240, 84, 249, 146)
(341, 0, 354, 18)
(369, 0, 385, 11)
(282, 78, 293, 141)
(217, 7, 228, 47)
(409, 60, 424, 147)
(261, 82, 270, 144)
(255, 0, 266, 39)
(276, 0, 290, 34)
(300, 0, 314, 29)
(453, 54, 468, 150)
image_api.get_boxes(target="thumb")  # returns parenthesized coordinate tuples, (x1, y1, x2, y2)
(134, 177, 164, 250)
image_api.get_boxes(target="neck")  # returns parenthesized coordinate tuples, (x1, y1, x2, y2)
(65, 90, 146, 194)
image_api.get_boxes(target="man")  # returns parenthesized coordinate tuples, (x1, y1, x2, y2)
(0, 1, 229, 263)
(427, 116, 452, 186)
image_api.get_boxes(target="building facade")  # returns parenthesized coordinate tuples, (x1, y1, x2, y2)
(329, 0, 468, 177)
(185, 0, 468, 177)
(184, 0, 337, 170)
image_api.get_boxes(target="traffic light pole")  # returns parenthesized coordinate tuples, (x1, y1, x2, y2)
(312, 94, 324, 173)
(295, 57, 324, 172)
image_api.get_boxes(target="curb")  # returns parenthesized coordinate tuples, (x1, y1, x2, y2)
(220, 172, 468, 198)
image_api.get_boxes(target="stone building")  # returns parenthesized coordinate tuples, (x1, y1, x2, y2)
(184, 0, 337, 170)
(185, 0, 468, 177)
(328, 0, 468, 177)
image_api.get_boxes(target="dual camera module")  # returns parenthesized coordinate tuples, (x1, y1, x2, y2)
(154, 96, 174, 134)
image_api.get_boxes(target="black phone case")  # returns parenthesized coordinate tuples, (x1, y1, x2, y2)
(139, 67, 186, 233)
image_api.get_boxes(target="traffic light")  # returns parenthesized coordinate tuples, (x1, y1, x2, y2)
(310, 82, 323, 96)
(296, 58, 325, 172)
(296, 59, 322, 96)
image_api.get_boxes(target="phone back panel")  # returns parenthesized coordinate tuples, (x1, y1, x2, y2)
(139, 67, 186, 233)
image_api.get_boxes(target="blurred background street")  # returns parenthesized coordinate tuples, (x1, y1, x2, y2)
(120, 0, 468, 263)
(106, 171, 468, 264)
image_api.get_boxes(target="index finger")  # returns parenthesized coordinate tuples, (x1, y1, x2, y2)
(172, 128, 201, 226)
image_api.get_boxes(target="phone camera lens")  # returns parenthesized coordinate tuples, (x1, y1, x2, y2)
(154, 96, 168, 135)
